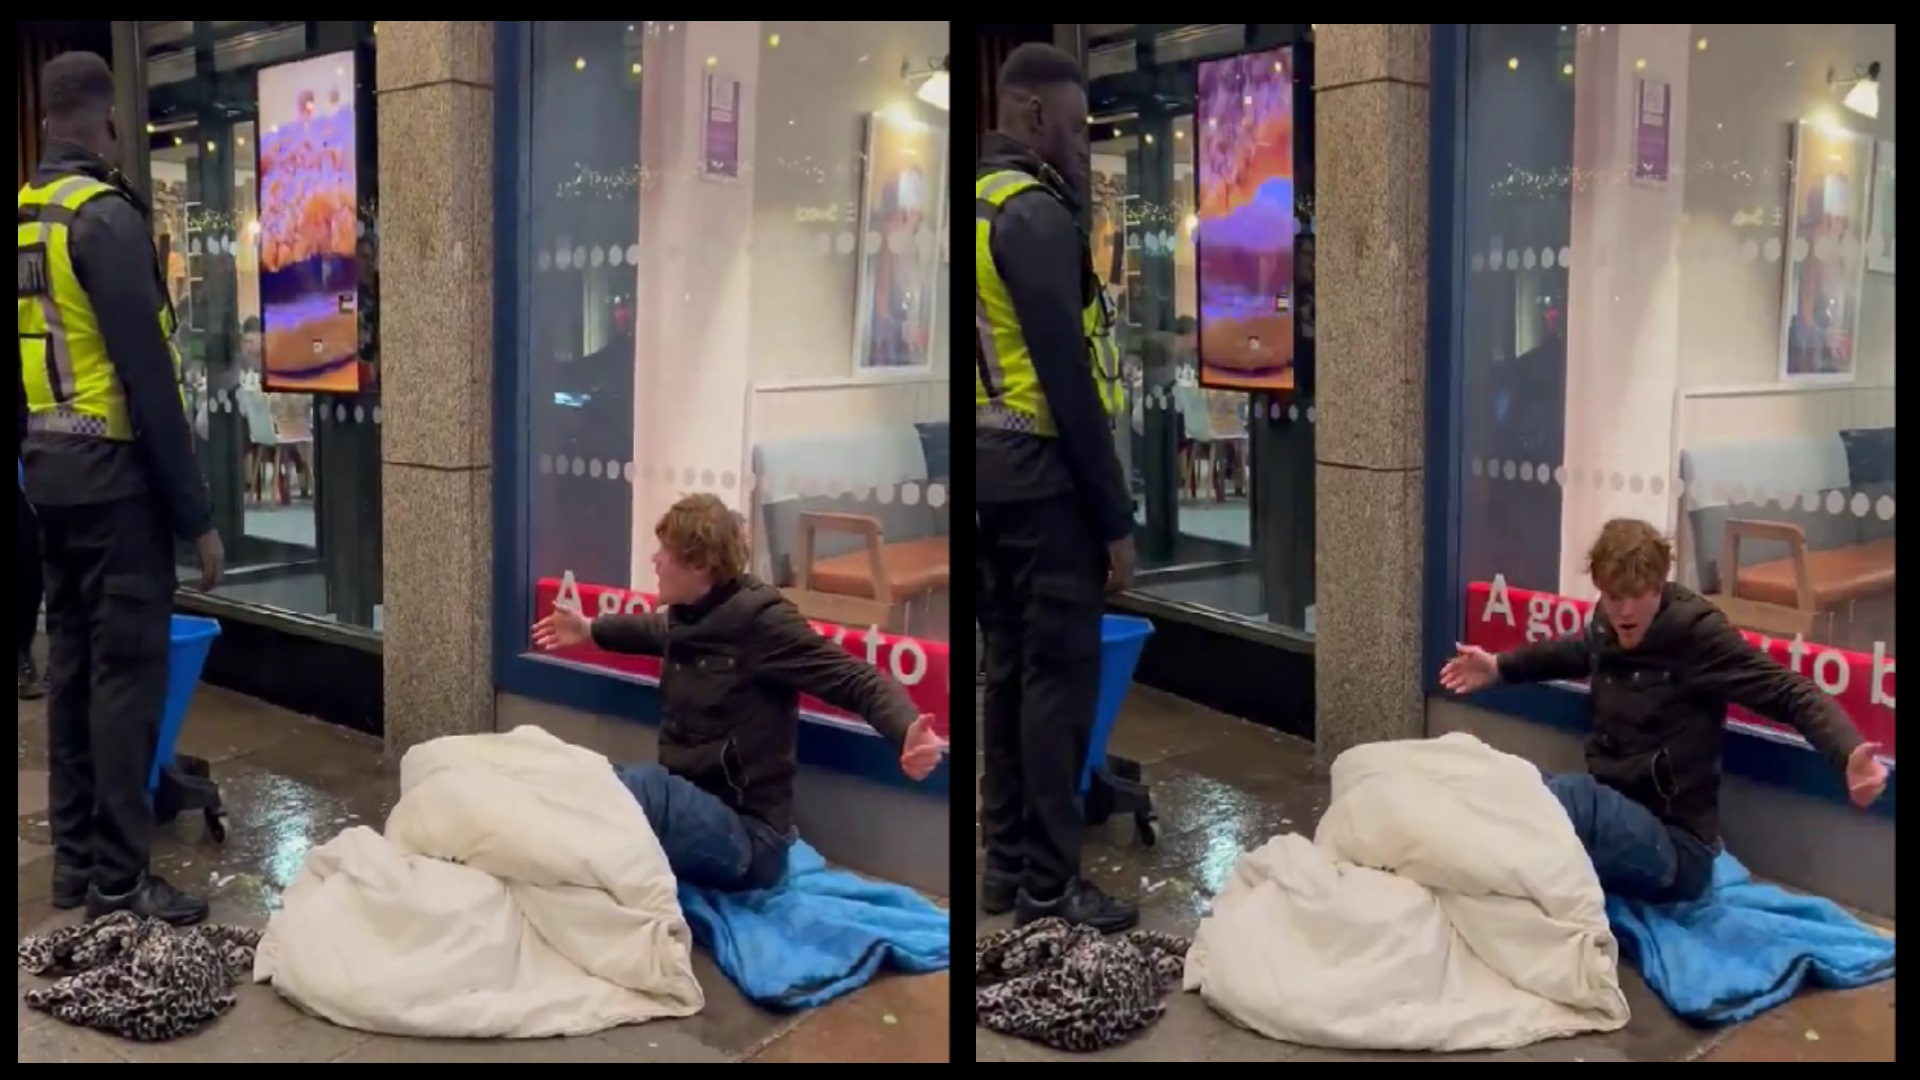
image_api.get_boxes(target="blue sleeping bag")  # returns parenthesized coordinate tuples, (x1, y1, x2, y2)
(1607, 853, 1895, 1026)
(678, 841, 950, 1010)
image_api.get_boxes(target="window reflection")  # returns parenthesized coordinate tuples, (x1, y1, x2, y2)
(521, 21, 954, 733)
(1454, 25, 1895, 756)
(1083, 23, 1313, 631)
(144, 21, 382, 630)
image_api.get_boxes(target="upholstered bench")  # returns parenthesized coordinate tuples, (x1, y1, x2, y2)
(752, 424, 950, 636)
(1680, 428, 1895, 649)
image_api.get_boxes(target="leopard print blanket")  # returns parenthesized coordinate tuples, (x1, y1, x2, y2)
(18, 912, 263, 1041)
(976, 917, 1192, 1052)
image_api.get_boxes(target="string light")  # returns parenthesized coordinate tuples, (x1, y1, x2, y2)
(551, 154, 856, 200)
(169, 200, 379, 239)
(1486, 158, 1784, 201)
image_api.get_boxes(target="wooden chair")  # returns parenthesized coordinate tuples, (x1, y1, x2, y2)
(236, 388, 314, 505)
(1707, 518, 1896, 642)
(781, 511, 949, 636)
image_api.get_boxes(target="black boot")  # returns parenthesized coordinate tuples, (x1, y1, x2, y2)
(981, 869, 1019, 916)
(18, 652, 45, 700)
(85, 874, 210, 927)
(1015, 879, 1139, 934)
(51, 863, 90, 910)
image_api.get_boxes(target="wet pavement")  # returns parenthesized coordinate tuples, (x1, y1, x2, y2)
(972, 685, 1895, 1062)
(18, 679, 947, 1063)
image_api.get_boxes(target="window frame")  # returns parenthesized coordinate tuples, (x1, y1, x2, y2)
(1421, 22, 1894, 815)
(486, 21, 946, 794)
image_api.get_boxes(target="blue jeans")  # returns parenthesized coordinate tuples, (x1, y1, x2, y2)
(1547, 772, 1713, 903)
(615, 764, 792, 891)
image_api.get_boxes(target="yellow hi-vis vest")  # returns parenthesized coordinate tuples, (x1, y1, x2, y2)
(18, 175, 185, 441)
(975, 169, 1123, 436)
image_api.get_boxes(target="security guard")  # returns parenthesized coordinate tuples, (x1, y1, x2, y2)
(976, 43, 1136, 933)
(19, 51, 223, 926)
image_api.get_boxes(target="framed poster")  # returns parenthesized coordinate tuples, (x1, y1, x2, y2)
(1631, 76, 1672, 187)
(1777, 121, 1871, 384)
(257, 50, 362, 393)
(702, 73, 741, 181)
(851, 111, 945, 377)
(1194, 45, 1297, 393)
(1867, 139, 1895, 274)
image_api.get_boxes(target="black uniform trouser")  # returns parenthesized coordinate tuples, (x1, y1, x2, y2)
(977, 496, 1107, 898)
(38, 492, 176, 892)
(19, 486, 43, 659)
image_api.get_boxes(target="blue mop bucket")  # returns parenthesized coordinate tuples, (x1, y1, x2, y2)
(150, 615, 220, 795)
(1080, 614, 1154, 794)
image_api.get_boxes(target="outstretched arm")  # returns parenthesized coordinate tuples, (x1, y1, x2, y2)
(591, 612, 669, 657)
(753, 606, 918, 749)
(1496, 634, 1594, 685)
(1690, 613, 1865, 772)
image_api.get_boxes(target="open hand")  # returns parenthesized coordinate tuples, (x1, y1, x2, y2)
(899, 714, 944, 781)
(532, 604, 592, 651)
(1439, 643, 1500, 695)
(1846, 742, 1888, 808)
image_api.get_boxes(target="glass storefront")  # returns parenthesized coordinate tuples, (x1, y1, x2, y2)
(139, 20, 383, 633)
(509, 22, 954, 738)
(1446, 24, 1895, 758)
(1073, 23, 1318, 635)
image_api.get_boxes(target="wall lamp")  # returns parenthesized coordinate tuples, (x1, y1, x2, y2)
(905, 55, 949, 111)
(1831, 60, 1881, 119)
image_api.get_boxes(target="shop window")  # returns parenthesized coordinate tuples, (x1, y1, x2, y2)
(1082, 23, 1318, 634)
(519, 22, 954, 738)
(142, 21, 384, 632)
(1451, 25, 1895, 757)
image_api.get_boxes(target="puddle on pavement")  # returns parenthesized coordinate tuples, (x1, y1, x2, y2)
(972, 692, 1748, 1064)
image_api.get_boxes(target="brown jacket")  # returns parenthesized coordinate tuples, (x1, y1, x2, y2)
(1497, 583, 1863, 847)
(591, 576, 918, 836)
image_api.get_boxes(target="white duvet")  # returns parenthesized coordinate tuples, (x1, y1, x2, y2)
(254, 726, 704, 1038)
(1184, 733, 1630, 1052)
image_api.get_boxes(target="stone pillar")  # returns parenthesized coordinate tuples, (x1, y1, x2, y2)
(1312, 26, 1432, 765)
(375, 22, 498, 754)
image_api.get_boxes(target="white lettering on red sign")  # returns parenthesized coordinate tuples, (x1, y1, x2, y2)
(555, 570, 583, 615)
(552, 573, 937, 690)
(1471, 574, 1894, 715)
(1872, 641, 1896, 709)
(1482, 574, 1515, 628)
(890, 635, 928, 686)
(1812, 648, 1850, 696)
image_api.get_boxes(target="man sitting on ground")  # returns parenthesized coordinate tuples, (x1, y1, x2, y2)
(1440, 517, 1887, 903)
(533, 493, 944, 890)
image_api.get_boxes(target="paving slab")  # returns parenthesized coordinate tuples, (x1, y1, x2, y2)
(971, 685, 1892, 1063)
(18, 681, 945, 1062)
